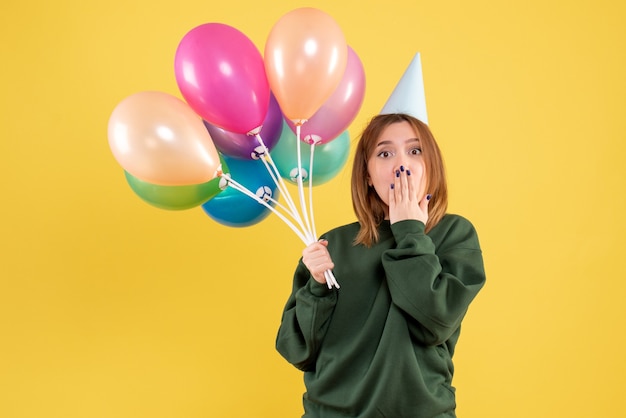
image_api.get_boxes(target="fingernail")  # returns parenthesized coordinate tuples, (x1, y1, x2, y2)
(406, 170, 411, 176)
(395, 170, 400, 177)
(390, 184, 395, 189)
(426, 194, 432, 201)
(400, 165, 405, 172)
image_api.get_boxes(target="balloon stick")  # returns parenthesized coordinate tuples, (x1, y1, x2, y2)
(254, 134, 311, 239)
(295, 125, 314, 241)
(223, 174, 309, 245)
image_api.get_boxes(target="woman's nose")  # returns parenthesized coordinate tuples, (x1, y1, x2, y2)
(395, 156, 410, 173)
(392, 164, 407, 177)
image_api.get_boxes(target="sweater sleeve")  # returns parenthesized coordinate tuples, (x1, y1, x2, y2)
(275, 260, 337, 371)
(382, 216, 486, 346)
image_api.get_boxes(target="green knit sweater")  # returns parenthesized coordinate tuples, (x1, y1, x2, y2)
(276, 215, 486, 418)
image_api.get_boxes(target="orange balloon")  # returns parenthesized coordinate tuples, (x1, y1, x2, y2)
(264, 8, 348, 124)
(108, 91, 220, 186)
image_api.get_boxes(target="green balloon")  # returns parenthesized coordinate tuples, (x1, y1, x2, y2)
(271, 121, 350, 186)
(124, 155, 229, 210)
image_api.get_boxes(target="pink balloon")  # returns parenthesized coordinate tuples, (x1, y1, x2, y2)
(107, 91, 220, 186)
(175, 23, 270, 134)
(287, 46, 365, 144)
(203, 93, 284, 160)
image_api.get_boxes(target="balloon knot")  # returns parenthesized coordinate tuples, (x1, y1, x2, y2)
(218, 173, 231, 190)
(303, 134, 322, 145)
(291, 119, 308, 126)
(247, 126, 262, 136)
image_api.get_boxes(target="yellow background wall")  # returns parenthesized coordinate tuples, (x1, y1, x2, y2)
(1, 0, 625, 417)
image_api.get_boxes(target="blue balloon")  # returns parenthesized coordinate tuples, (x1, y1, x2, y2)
(201, 156, 279, 227)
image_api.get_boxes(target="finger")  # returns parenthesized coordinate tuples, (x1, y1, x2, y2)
(315, 259, 335, 279)
(304, 255, 334, 283)
(304, 240, 327, 255)
(419, 193, 432, 214)
(399, 166, 409, 199)
(394, 168, 401, 201)
(304, 248, 331, 266)
(302, 250, 325, 270)
(310, 245, 334, 267)
(406, 167, 415, 201)
(388, 180, 396, 208)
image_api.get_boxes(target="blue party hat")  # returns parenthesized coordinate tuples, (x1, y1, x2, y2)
(380, 52, 428, 124)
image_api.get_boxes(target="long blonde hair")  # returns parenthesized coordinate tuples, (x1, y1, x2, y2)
(351, 114, 448, 247)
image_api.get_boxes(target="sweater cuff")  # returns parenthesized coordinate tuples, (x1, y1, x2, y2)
(390, 219, 426, 238)
(307, 277, 333, 296)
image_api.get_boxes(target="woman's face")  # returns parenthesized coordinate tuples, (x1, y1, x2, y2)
(366, 121, 427, 214)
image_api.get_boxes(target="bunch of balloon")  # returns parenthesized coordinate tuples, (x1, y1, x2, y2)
(108, 7, 365, 289)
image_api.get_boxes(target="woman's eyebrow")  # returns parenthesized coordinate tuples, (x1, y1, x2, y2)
(375, 138, 420, 147)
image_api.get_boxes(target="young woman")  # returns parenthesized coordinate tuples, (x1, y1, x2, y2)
(276, 113, 486, 417)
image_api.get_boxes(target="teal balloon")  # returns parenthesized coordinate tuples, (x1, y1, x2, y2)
(124, 155, 228, 210)
(201, 156, 279, 227)
(271, 120, 350, 186)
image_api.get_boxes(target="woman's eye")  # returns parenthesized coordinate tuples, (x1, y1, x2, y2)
(409, 148, 422, 156)
(377, 151, 393, 158)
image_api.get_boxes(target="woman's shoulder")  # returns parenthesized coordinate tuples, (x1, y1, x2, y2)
(319, 221, 361, 244)
(436, 213, 475, 229)
(429, 214, 481, 250)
